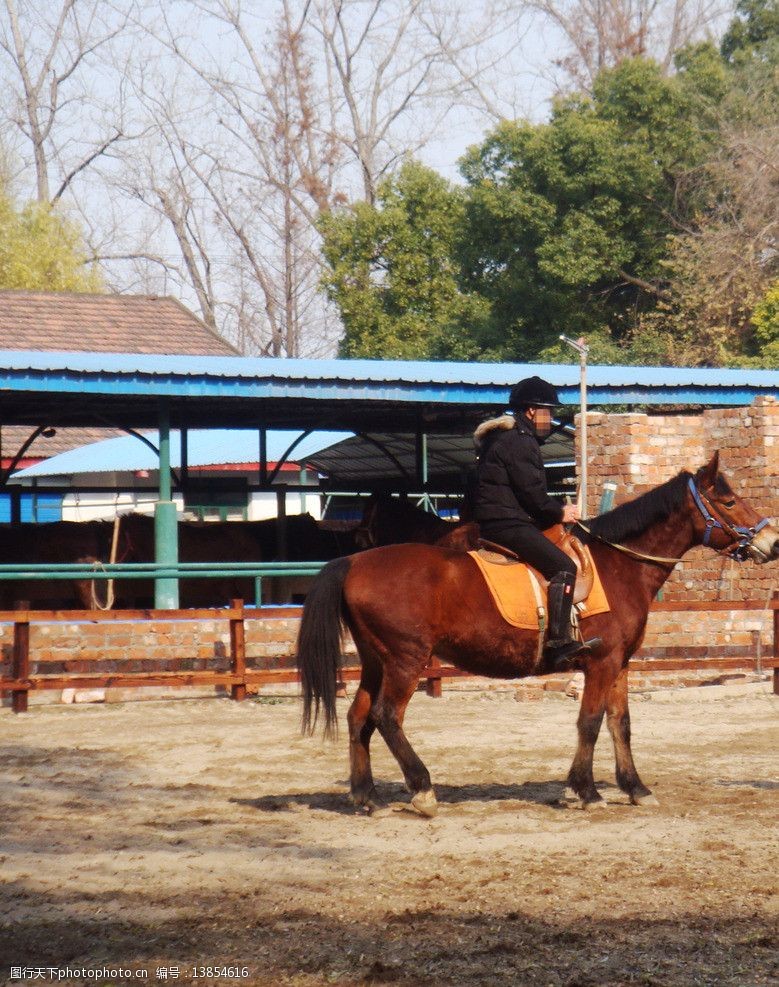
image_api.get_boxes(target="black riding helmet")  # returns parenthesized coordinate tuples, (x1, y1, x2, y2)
(508, 375, 559, 410)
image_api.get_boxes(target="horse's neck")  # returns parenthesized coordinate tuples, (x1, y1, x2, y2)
(622, 506, 696, 598)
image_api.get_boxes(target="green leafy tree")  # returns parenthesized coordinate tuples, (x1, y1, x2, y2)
(750, 282, 779, 367)
(320, 39, 777, 368)
(631, 8, 779, 367)
(320, 161, 488, 360)
(0, 193, 101, 292)
(457, 55, 724, 362)
(721, 0, 779, 61)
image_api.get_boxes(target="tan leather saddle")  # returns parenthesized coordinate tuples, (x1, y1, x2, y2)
(476, 526, 594, 605)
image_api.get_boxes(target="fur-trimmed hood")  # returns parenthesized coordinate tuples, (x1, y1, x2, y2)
(474, 414, 516, 451)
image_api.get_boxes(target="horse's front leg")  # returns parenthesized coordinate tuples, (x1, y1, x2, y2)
(606, 666, 657, 806)
(566, 660, 612, 808)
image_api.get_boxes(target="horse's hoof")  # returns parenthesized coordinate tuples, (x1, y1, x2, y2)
(367, 803, 393, 818)
(351, 789, 387, 816)
(411, 789, 438, 818)
(354, 800, 390, 818)
(562, 787, 607, 810)
(631, 792, 659, 807)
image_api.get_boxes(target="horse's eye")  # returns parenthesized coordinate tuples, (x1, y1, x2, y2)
(722, 499, 736, 509)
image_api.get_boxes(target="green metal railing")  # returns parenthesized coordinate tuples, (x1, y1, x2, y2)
(0, 561, 325, 609)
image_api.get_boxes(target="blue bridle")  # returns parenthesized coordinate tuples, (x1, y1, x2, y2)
(687, 477, 771, 560)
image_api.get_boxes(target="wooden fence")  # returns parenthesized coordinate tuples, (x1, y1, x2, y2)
(2, 597, 778, 713)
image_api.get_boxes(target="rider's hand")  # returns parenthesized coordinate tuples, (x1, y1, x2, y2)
(561, 503, 581, 525)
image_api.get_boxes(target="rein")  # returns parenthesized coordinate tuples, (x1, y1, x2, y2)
(575, 477, 772, 567)
(573, 522, 686, 567)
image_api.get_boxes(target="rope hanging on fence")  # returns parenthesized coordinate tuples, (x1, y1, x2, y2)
(90, 515, 121, 611)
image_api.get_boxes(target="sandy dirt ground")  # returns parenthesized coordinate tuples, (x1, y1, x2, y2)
(0, 681, 777, 987)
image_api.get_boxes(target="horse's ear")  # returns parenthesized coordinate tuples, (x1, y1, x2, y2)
(697, 450, 720, 487)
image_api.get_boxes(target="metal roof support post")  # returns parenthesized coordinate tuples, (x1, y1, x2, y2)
(560, 335, 590, 519)
(415, 425, 434, 513)
(276, 486, 288, 560)
(9, 486, 21, 523)
(181, 427, 189, 488)
(155, 402, 179, 608)
(259, 428, 268, 487)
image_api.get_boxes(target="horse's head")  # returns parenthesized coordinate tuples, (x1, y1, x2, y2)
(691, 452, 779, 563)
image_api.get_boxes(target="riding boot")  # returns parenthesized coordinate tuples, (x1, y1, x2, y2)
(544, 572, 602, 670)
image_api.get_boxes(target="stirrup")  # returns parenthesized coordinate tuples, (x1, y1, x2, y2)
(544, 636, 602, 670)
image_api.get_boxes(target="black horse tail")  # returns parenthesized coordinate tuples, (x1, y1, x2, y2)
(297, 555, 352, 739)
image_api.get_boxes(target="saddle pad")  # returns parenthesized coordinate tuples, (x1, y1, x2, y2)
(467, 549, 610, 630)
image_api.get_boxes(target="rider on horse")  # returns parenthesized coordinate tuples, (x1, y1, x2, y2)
(473, 375, 601, 670)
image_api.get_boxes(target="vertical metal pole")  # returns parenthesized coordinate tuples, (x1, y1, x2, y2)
(299, 467, 308, 514)
(275, 487, 288, 559)
(416, 426, 433, 512)
(154, 404, 179, 609)
(181, 428, 189, 489)
(579, 349, 588, 519)
(259, 428, 268, 487)
(560, 335, 589, 518)
(10, 486, 21, 523)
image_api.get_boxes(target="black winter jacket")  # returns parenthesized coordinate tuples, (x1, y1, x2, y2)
(472, 414, 563, 528)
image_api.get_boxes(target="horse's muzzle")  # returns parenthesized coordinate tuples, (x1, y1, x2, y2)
(748, 522, 779, 563)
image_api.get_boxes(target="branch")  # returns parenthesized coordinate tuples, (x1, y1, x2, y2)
(617, 268, 672, 301)
(51, 128, 126, 202)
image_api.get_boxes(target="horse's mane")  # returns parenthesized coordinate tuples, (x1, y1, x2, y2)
(583, 471, 692, 544)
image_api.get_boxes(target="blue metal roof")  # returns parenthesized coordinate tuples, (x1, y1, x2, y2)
(11, 429, 354, 479)
(3, 349, 778, 388)
(3, 349, 777, 390)
(1, 351, 777, 435)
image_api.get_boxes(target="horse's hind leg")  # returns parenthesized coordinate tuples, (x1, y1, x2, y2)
(347, 673, 382, 813)
(373, 663, 437, 818)
(606, 667, 657, 806)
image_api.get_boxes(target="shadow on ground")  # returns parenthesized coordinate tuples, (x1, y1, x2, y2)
(234, 778, 626, 815)
(1, 886, 775, 986)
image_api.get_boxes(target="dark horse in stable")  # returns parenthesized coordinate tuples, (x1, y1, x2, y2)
(296, 454, 779, 815)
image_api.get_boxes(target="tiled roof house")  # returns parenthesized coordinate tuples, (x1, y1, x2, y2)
(0, 291, 240, 468)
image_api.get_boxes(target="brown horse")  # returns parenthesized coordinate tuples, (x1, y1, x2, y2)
(296, 453, 779, 815)
(0, 518, 142, 610)
(355, 493, 479, 550)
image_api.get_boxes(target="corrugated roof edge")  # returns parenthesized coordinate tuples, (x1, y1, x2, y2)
(2, 351, 779, 388)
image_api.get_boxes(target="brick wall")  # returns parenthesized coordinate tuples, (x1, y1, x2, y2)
(579, 397, 779, 657)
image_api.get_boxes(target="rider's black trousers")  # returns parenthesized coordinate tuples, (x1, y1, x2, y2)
(478, 520, 577, 581)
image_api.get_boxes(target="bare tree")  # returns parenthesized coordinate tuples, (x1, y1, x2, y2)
(128, 0, 524, 356)
(524, 0, 732, 91)
(309, 0, 523, 202)
(106, 0, 341, 356)
(0, 0, 135, 206)
(633, 121, 779, 364)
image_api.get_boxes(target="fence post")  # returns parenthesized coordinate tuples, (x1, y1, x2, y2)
(425, 655, 442, 698)
(12, 613, 30, 714)
(773, 591, 779, 697)
(230, 598, 247, 702)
